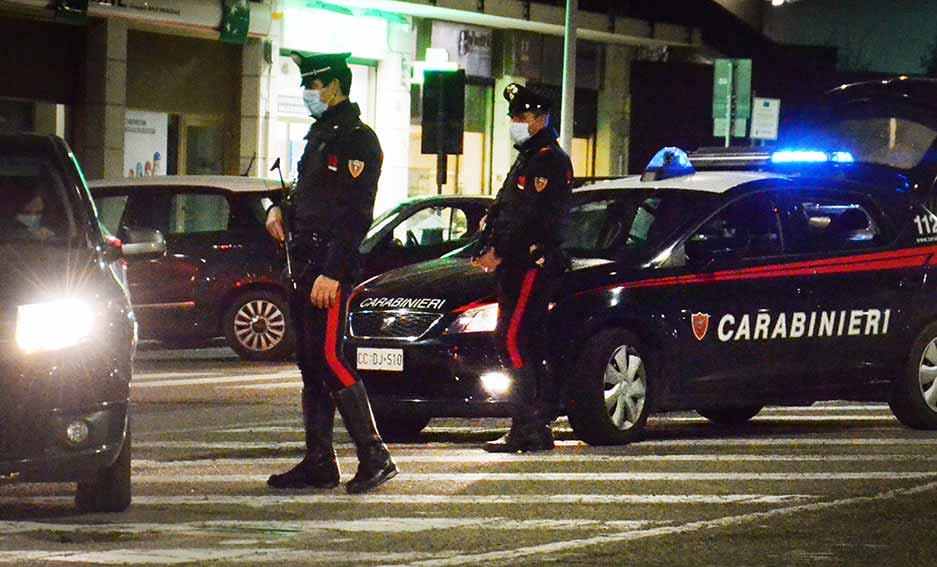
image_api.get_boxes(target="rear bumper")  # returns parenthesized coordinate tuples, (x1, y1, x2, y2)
(344, 332, 516, 418)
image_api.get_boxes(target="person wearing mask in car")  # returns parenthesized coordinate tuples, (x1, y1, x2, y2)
(0, 183, 54, 241)
(472, 83, 573, 453)
(264, 52, 396, 494)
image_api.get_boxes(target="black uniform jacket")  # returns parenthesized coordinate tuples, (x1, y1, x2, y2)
(478, 127, 573, 270)
(279, 100, 382, 284)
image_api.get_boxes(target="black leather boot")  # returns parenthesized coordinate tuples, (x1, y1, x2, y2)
(333, 381, 398, 494)
(484, 409, 554, 453)
(268, 389, 340, 489)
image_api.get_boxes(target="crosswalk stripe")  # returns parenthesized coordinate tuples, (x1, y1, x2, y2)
(132, 452, 937, 467)
(126, 472, 937, 482)
(131, 373, 300, 388)
(134, 437, 937, 450)
(0, 550, 441, 565)
(0, 517, 659, 536)
(0, 494, 818, 507)
(377, 481, 937, 567)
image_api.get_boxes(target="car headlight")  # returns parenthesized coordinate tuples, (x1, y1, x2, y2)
(444, 303, 499, 334)
(16, 299, 95, 354)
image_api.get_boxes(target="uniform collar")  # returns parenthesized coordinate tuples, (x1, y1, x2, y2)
(307, 100, 361, 139)
(515, 126, 558, 154)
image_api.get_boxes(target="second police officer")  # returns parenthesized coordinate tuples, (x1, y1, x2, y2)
(265, 52, 397, 493)
(474, 84, 574, 453)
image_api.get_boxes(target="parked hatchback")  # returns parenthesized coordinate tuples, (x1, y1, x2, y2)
(89, 176, 491, 360)
(1, 134, 161, 511)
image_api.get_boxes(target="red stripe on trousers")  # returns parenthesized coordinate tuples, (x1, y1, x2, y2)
(507, 269, 539, 370)
(325, 289, 357, 388)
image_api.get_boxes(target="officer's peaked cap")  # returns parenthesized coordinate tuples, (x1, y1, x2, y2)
(291, 51, 351, 87)
(503, 83, 551, 116)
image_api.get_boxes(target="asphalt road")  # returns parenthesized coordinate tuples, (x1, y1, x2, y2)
(1, 345, 936, 566)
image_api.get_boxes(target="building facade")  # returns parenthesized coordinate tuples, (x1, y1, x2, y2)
(0, 0, 702, 214)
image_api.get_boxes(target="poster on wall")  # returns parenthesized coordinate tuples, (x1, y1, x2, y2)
(431, 22, 492, 78)
(124, 110, 168, 178)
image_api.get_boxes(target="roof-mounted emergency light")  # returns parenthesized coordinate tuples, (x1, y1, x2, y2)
(641, 147, 695, 182)
(770, 150, 855, 164)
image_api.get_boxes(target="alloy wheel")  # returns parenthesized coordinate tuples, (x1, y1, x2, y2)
(603, 345, 647, 430)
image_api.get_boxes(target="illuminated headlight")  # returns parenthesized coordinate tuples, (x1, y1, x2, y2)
(16, 299, 95, 354)
(480, 371, 512, 396)
(443, 303, 499, 335)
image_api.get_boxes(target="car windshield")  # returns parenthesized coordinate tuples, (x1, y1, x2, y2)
(562, 189, 719, 259)
(821, 116, 937, 170)
(360, 204, 404, 250)
(0, 154, 75, 244)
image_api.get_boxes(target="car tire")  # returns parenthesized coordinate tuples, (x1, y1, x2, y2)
(889, 321, 937, 429)
(567, 328, 653, 446)
(373, 411, 431, 442)
(224, 290, 293, 361)
(696, 406, 763, 426)
(75, 429, 131, 513)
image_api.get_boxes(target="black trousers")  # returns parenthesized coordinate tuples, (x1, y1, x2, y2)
(288, 263, 359, 398)
(495, 265, 560, 419)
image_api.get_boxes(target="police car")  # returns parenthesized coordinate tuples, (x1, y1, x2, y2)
(344, 146, 937, 444)
(1, 134, 153, 511)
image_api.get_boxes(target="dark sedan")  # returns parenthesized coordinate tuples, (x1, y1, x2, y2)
(89, 177, 491, 360)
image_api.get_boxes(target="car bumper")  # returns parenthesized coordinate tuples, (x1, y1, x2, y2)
(343, 332, 516, 418)
(0, 339, 132, 483)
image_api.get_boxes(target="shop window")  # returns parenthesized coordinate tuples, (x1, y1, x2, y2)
(409, 82, 492, 196)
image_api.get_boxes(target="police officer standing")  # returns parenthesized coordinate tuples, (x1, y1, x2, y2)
(474, 84, 573, 453)
(265, 52, 397, 493)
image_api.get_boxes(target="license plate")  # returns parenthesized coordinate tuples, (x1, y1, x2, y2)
(356, 348, 404, 372)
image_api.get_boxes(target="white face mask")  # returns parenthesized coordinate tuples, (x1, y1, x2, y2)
(16, 214, 41, 231)
(509, 121, 532, 145)
(303, 89, 328, 118)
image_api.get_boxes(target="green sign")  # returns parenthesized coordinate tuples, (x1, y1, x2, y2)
(713, 118, 748, 138)
(712, 58, 752, 141)
(221, 0, 250, 45)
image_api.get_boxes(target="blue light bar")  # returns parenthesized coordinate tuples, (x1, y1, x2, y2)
(770, 150, 856, 164)
(770, 150, 829, 163)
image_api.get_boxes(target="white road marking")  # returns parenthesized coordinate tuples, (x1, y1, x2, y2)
(131, 453, 937, 469)
(376, 480, 937, 567)
(134, 437, 937, 451)
(220, 382, 303, 391)
(0, 517, 658, 536)
(132, 371, 217, 382)
(131, 372, 300, 388)
(0, 494, 817, 507)
(125, 471, 937, 483)
(0, 550, 447, 565)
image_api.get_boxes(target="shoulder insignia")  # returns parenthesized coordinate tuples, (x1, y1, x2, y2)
(327, 154, 338, 172)
(348, 160, 365, 178)
(517, 175, 526, 190)
(534, 177, 549, 192)
(538, 147, 552, 154)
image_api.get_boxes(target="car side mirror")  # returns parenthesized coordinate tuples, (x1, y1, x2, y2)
(121, 226, 167, 260)
(684, 237, 739, 272)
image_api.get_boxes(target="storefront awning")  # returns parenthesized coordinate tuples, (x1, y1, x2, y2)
(284, 0, 699, 48)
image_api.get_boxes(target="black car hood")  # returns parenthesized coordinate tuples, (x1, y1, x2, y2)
(353, 256, 615, 313)
(0, 243, 103, 308)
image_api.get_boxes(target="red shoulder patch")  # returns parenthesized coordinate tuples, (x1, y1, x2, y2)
(517, 175, 526, 190)
(538, 147, 552, 154)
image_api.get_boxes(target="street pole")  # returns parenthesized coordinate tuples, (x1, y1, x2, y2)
(559, 0, 577, 153)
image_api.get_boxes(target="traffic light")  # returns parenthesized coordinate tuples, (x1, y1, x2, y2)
(421, 69, 465, 155)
